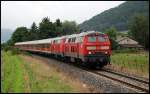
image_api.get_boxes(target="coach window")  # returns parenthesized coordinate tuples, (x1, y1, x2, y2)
(56, 40, 58, 44)
(38, 44, 40, 48)
(74, 37, 76, 42)
(44, 44, 46, 48)
(42, 44, 44, 48)
(46, 44, 49, 48)
(37, 44, 39, 48)
(63, 39, 65, 43)
(34, 44, 36, 48)
(65, 39, 68, 43)
(49, 44, 51, 48)
(71, 38, 73, 42)
(68, 38, 71, 43)
(47, 44, 49, 48)
(77, 36, 83, 43)
(40, 44, 43, 49)
(53, 40, 55, 44)
(57, 40, 61, 44)
(72, 38, 74, 42)
(39, 44, 41, 48)
(70, 38, 72, 43)
(72, 38, 75, 42)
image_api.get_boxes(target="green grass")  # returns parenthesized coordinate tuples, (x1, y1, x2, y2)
(1, 51, 77, 93)
(111, 52, 149, 76)
(22, 59, 73, 93)
(1, 51, 24, 93)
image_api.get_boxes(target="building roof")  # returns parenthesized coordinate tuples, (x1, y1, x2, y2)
(116, 36, 143, 48)
(116, 36, 138, 45)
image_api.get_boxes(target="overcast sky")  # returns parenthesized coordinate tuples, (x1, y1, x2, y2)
(1, 1, 125, 31)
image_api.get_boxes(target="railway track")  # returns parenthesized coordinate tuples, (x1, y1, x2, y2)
(89, 69, 149, 93)
(102, 67, 149, 84)
(68, 62, 149, 92)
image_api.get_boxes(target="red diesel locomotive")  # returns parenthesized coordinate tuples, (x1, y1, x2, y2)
(15, 31, 111, 68)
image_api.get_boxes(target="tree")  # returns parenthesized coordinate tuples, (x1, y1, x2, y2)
(29, 22, 39, 40)
(105, 26, 118, 50)
(79, 1, 149, 32)
(128, 14, 149, 49)
(54, 19, 63, 36)
(56, 19, 62, 27)
(105, 26, 117, 40)
(9, 17, 81, 47)
(62, 21, 79, 35)
(11, 27, 29, 45)
(39, 17, 56, 39)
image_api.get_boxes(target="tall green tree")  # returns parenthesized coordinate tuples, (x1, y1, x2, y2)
(128, 14, 149, 49)
(56, 19, 62, 27)
(105, 26, 117, 40)
(39, 17, 56, 39)
(29, 22, 39, 40)
(54, 19, 62, 36)
(62, 21, 79, 35)
(105, 26, 118, 50)
(11, 27, 29, 45)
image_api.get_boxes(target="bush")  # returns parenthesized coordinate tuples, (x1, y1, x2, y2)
(1, 44, 12, 51)
(113, 48, 140, 53)
(1, 43, 23, 55)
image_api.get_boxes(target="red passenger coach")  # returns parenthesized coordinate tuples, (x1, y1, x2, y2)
(15, 31, 111, 68)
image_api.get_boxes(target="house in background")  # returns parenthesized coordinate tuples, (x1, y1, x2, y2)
(116, 36, 144, 49)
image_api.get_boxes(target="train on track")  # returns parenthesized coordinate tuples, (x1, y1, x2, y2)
(15, 31, 111, 68)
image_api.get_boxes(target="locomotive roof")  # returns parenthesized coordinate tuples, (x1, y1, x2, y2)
(79, 31, 104, 36)
(65, 31, 104, 38)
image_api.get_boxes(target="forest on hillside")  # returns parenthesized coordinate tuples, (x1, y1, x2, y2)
(79, 1, 149, 32)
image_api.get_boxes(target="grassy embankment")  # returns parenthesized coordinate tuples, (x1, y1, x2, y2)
(1, 51, 88, 93)
(110, 50, 149, 78)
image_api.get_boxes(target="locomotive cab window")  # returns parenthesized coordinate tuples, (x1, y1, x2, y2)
(98, 35, 107, 42)
(88, 36, 96, 42)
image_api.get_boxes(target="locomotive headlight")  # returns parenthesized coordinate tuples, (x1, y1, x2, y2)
(87, 46, 96, 50)
(88, 51, 92, 54)
(105, 51, 108, 54)
(100, 46, 109, 50)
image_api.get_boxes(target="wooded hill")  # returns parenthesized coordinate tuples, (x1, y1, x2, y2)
(79, 1, 149, 32)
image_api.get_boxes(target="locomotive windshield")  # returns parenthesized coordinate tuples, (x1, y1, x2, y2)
(98, 35, 107, 42)
(87, 34, 108, 42)
(88, 36, 96, 42)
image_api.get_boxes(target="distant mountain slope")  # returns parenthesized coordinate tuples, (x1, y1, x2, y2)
(79, 1, 149, 32)
(1, 28, 13, 43)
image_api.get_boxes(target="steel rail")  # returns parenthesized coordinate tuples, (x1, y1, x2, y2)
(91, 70, 149, 93)
(102, 67, 149, 84)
